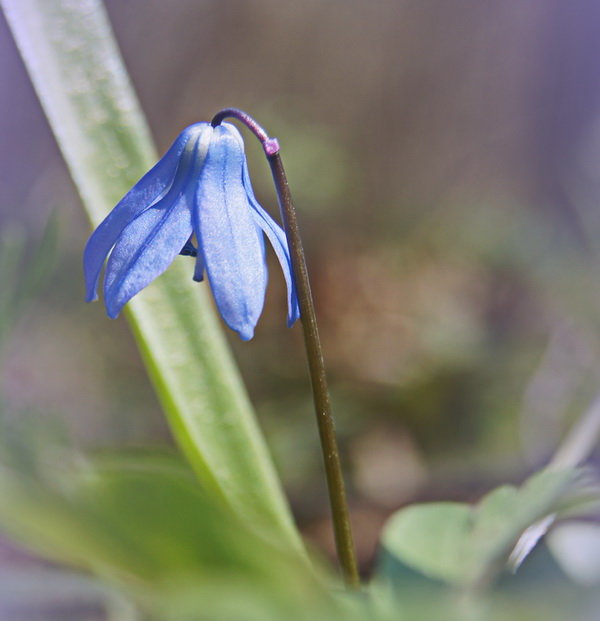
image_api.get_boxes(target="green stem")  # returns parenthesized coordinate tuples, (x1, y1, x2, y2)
(267, 152, 360, 589)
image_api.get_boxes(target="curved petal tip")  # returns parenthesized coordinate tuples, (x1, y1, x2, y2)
(237, 326, 255, 341)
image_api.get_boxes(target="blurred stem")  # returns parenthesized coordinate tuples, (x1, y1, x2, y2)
(212, 109, 360, 588)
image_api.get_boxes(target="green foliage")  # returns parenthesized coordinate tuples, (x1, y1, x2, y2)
(379, 468, 581, 588)
(0, 447, 330, 620)
(6, 441, 588, 621)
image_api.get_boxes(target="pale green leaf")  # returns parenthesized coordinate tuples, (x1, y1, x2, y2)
(0, 0, 301, 553)
(0, 452, 323, 617)
(380, 468, 579, 587)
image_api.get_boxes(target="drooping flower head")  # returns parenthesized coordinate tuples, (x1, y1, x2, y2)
(84, 122, 299, 340)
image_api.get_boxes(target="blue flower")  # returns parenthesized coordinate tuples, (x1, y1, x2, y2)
(84, 122, 300, 340)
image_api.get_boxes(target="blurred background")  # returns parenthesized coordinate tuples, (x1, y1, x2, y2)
(2, 0, 600, 614)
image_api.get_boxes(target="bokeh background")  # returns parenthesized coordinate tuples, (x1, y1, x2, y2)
(2, 0, 600, 615)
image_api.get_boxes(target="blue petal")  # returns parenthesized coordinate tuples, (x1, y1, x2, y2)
(103, 192, 194, 318)
(242, 160, 300, 326)
(83, 123, 207, 302)
(193, 124, 268, 340)
(103, 128, 213, 317)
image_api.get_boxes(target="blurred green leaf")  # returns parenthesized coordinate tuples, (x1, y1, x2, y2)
(379, 468, 580, 588)
(0, 451, 328, 619)
(0, 0, 301, 553)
